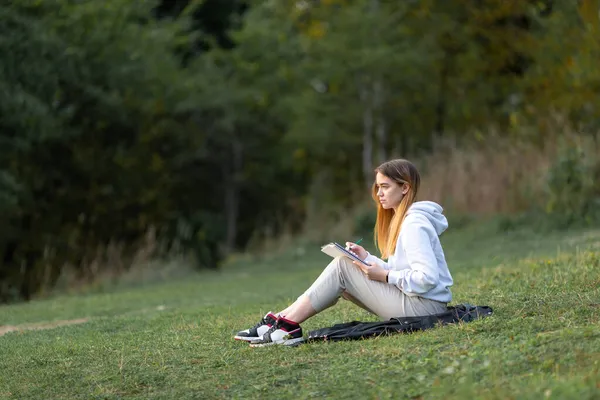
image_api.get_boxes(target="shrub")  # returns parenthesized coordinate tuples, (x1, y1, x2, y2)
(544, 135, 600, 227)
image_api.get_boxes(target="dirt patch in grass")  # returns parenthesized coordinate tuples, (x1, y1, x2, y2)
(0, 318, 89, 337)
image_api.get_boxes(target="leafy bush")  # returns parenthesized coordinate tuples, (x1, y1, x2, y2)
(544, 136, 600, 227)
(353, 206, 377, 237)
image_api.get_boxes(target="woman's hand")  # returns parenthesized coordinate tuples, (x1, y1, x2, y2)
(345, 242, 367, 260)
(352, 261, 389, 283)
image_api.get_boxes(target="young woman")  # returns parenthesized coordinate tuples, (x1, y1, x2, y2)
(234, 159, 453, 346)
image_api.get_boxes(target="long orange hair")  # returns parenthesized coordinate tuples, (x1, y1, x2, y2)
(372, 159, 420, 259)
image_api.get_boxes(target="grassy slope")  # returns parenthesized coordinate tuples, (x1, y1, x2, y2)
(0, 222, 599, 399)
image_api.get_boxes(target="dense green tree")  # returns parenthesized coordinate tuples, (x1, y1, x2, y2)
(2, 0, 600, 302)
(0, 0, 200, 300)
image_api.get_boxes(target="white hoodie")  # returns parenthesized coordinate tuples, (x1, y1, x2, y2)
(364, 201, 453, 303)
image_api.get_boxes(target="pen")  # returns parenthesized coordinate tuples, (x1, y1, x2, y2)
(355, 238, 363, 245)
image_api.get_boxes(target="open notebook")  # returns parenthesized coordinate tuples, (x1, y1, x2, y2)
(321, 242, 370, 266)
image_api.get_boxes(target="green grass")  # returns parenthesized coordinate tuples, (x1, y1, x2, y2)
(0, 222, 599, 399)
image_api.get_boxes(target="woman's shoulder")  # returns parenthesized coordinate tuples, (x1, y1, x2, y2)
(402, 213, 434, 231)
(403, 201, 448, 235)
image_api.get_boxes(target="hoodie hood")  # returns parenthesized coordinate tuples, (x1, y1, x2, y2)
(406, 201, 448, 235)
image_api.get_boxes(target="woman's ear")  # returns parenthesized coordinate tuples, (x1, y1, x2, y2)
(402, 183, 409, 195)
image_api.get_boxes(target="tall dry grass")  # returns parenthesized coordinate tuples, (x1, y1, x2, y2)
(40, 226, 198, 297)
(289, 120, 600, 248)
(236, 120, 600, 260)
(417, 134, 553, 215)
(418, 125, 599, 216)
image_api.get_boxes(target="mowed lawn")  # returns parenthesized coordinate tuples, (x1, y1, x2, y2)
(1, 222, 599, 399)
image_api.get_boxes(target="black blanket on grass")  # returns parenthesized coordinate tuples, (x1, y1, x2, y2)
(306, 304, 493, 342)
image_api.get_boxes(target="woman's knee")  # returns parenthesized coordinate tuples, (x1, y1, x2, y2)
(331, 256, 354, 271)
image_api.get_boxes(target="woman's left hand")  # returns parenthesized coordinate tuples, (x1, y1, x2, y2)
(353, 261, 388, 283)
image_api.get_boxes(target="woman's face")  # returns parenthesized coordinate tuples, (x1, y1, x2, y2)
(375, 172, 408, 210)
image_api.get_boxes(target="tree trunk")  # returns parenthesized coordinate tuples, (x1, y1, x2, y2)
(374, 79, 387, 163)
(434, 57, 449, 140)
(371, 0, 386, 165)
(376, 114, 387, 162)
(224, 134, 243, 254)
(359, 84, 374, 189)
(579, 0, 599, 30)
(356, 0, 380, 188)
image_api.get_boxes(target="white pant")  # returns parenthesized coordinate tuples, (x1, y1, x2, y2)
(303, 256, 447, 320)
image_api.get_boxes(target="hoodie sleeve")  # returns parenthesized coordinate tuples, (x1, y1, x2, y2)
(387, 215, 440, 293)
(364, 252, 390, 270)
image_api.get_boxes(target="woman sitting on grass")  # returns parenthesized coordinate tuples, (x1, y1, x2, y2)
(234, 159, 454, 347)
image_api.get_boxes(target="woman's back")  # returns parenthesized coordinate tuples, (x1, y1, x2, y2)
(382, 201, 453, 303)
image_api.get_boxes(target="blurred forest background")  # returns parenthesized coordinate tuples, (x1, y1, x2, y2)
(1, 0, 599, 302)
